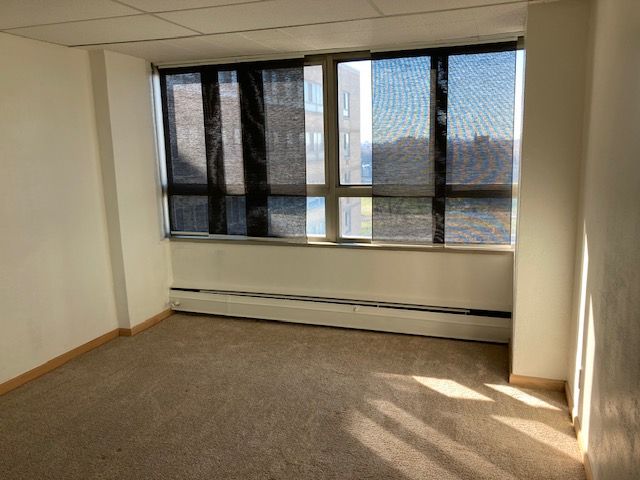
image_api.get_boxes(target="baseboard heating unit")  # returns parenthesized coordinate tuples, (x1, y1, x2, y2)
(169, 288, 511, 343)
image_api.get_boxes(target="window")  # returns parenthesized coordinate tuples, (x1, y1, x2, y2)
(342, 91, 350, 118)
(339, 197, 371, 239)
(306, 132, 323, 160)
(159, 42, 522, 246)
(338, 61, 368, 186)
(342, 132, 350, 159)
(304, 79, 323, 113)
(304, 66, 325, 185)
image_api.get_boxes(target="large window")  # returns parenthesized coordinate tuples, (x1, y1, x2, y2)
(159, 42, 523, 246)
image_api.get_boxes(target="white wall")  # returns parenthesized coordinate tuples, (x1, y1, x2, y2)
(512, 0, 591, 380)
(0, 34, 118, 383)
(2, 1, 602, 387)
(90, 50, 172, 329)
(172, 242, 514, 312)
(568, 0, 640, 478)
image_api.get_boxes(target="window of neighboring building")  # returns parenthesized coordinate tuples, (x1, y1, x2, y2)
(304, 79, 323, 113)
(342, 132, 350, 159)
(342, 91, 350, 118)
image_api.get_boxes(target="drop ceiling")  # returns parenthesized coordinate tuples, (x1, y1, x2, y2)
(0, 0, 531, 65)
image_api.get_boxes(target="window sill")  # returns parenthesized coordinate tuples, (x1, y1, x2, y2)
(168, 234, 514, 254)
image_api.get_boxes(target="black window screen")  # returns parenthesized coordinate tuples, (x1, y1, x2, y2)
(370, 43, 517, 244)
(445, 50, 517, 244)
(372, 55, 433, 243)
(160, 42, 520, 245)
(161, 59, 306, 238)
(165, 73, 207, 186)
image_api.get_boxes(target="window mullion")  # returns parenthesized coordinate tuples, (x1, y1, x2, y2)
(335, 186, 371, 197)
(432, 55, 448, 244)
(306, 185, 329, 197)
(323, 54, 339, 243)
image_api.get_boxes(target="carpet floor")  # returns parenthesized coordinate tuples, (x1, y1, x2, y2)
(0, 314, 585, 480)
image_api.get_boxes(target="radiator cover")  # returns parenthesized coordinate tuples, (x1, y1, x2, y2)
(170, 289, 511, 343)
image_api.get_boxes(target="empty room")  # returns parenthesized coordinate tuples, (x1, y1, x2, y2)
(1, 0, 638, 479)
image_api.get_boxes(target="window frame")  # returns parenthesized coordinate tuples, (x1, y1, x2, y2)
(330, 51, 373, 244)
(154, 41, 523, 250)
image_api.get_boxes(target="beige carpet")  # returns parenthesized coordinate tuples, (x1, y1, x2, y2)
(0, 314, 585, 480)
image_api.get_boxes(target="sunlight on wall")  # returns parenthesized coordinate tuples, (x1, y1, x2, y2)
(572, 226, 596, 452)
(580, 296, 596, 452)
(485, 384, 561, 410)
(412, 376, 493, 401)
(572, 228, 590, 418)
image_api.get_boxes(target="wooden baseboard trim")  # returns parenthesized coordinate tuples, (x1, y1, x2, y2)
(0, 328, 119, 396)
(574, 416, 595, 480)
(565, 380, 574, 417)
(118, 308, 173, 337)
(515, 377, 592, 478)
(584, 454, 594, 480)
(565, 382, 595, 480)
(508, 373, 566, 391)
(1, 308, 173, 396)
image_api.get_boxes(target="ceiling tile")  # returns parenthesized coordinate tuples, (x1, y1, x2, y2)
(82, 38, 194, 63)
(283, 17, 472, 52)
(157, 0, 380, 34)
(284, 4, 524, 51)
(83, 33, 280, 64)
(77, 3, 526, 64)
(476, 4, 528, 36)
(239, 29, 315, 52)
(11, 15, 196, 46)
(188, 33, 280, 57)
(370, 0, 519, 16)
(116, 0, 261, 13)
(0, 0, 139, 29)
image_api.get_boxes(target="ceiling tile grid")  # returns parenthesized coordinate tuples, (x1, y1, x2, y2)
(116, 0, 258, 12)
(10, 15, 198, 46)
(0, 0, 530, 63)
(155, 0, 381, 35)
(0, 0, 139, 30)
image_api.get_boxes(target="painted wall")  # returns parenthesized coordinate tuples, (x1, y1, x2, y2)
(512, 0, 591, 380)
(171, 242, 514, 312)
(567, 0, 640, 478)
(90, 50, 172, 329)
(0, 34, 118, 383)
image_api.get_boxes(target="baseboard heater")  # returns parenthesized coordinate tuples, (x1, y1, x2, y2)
(169, 288, 511, 343)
